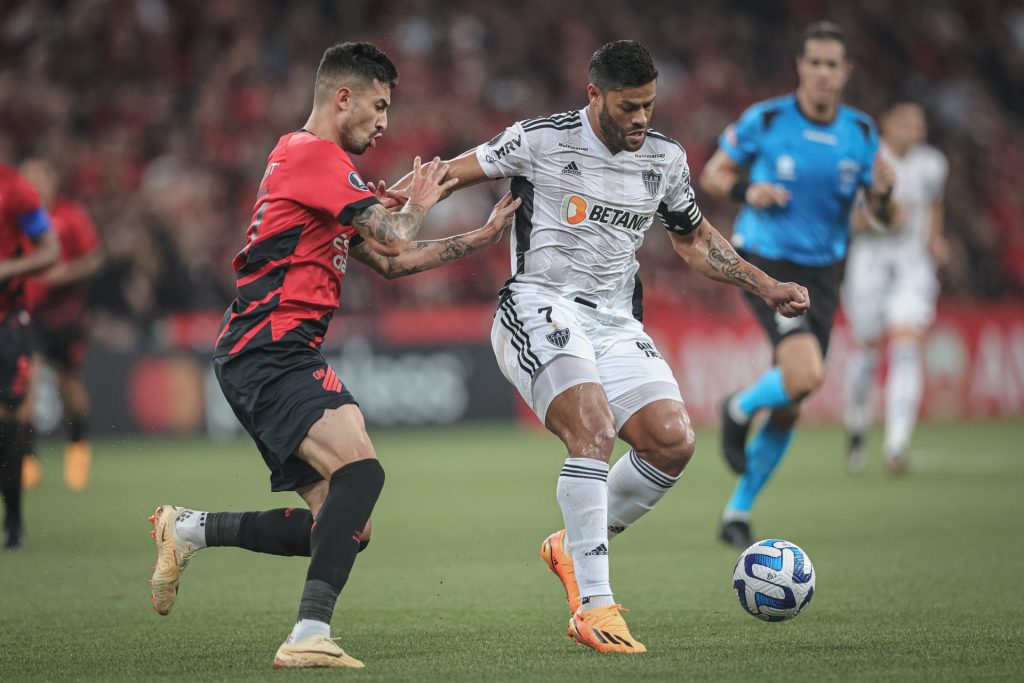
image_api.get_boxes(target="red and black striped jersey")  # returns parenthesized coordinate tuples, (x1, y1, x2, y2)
(0, 164, 48, 316)
(214, 131, 379, 356)
(25, 198, 101, 323)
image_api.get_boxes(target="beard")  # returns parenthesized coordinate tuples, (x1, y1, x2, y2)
(340, 122, 372, 155)
(598, 103, 644, 153)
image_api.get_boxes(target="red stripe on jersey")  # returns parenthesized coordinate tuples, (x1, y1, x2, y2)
(229, 316, 272, 355)
(214, 287, 283, 349)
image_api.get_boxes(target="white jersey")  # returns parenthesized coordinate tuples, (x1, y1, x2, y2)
(854, 142, 948, 256)
(844, 142, 947, 340)
(475, 108, 704, 319)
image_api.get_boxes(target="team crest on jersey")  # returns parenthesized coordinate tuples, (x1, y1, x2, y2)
(348, 171, 368, 191)
(546, 327, 571, 348)
(642, 169, 662, 198)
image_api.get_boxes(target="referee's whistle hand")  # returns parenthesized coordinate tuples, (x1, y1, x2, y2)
(746, 182, 791, 209)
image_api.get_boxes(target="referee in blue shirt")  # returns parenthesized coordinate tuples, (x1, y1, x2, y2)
(701, 21, 896, 547)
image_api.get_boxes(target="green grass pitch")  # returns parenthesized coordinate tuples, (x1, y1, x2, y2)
(1, 420, 1022, 682)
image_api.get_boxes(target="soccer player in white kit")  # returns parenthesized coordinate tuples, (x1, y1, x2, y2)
(842, 102, 949, 475)
(391, 40, 809, 652)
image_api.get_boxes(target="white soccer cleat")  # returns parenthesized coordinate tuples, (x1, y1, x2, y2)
(148, 505, 199, 616)
(273, 635, 365, 669)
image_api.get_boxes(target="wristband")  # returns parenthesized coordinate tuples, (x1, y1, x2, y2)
(729, 179, 750, 203)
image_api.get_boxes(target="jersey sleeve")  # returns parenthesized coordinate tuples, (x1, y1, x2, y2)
(718, 104, 763, 166)
(657, 151, 705, 236)
(475, 121, 533, 178)
(12, 175, 50, 239)
(287, 139, 380, 226)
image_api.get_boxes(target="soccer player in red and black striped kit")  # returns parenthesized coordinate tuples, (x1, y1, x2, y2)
(0, 162, 60, 550)
(20, 158, 105, 493)
(147, 42, 520, 669)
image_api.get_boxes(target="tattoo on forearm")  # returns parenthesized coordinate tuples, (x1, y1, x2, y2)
(352, 203, 426, 244)
(704, 232, 759, 291)
(382, 235, 478, 277)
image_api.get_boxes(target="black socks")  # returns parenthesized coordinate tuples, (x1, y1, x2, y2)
(298, 459, 385, 623)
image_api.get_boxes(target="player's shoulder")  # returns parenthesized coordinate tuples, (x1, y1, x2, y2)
(643, 128, 688, 165)
(738, 94, 794, 131)
(838, 104, 878, 145)
(519, 109, 583, 135)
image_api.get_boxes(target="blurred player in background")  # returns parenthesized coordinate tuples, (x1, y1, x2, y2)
(19, 158, 104, 492)
(0, 163, 59, 550)
(700, 21, 896, 548)
(393, 40, 808, 653)
(147, 42, 519, 669)
(842, 102, 948, 475)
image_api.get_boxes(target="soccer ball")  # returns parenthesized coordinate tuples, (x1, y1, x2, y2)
(732, 539, 815, 622)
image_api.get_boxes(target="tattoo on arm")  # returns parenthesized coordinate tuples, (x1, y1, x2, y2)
(703, 231, 759, 292)
(355, 234, 479, 279)
(352, 203, 426, 245)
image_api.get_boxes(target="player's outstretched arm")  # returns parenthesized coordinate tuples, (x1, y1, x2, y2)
(351, 192, 520, 280)
(388, 148, 491, 202)
(351, 157, 458, 257)
(669, 219, 810, 318)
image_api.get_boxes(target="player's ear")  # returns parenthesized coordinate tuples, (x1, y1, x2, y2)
(334, 86, 353, 112)
(586, 83, 602, 107)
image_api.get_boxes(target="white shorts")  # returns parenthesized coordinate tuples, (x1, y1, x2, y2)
(843, 243, 938, 343)
(491, 290, 682, 430)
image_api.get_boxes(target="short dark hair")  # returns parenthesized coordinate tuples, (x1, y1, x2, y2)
(797, 21, 849, 59)
(314, 42, 398, 103)
(588, 40, 658, 92)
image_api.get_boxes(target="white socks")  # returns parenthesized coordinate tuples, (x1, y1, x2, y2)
(884, 339, 923, 457)
(844, 346, 879, 435)
(557, 457, 612, 606)
(288, 618, 330, 643)
(174, 509, 208, 549)
(607, 449, 680, 539)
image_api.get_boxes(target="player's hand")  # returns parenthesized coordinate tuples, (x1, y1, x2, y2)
(745, 182, 791, 209)
(764, 281, 810, 318)
(469, 192, 521, 248)
(405, 156, 459, 211)
(367, 180, 408, 211)
(871, 155, 896, 197)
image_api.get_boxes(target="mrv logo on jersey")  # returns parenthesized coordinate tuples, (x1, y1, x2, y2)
(484, 135, 522, 163)
(560, 194, 652, 232)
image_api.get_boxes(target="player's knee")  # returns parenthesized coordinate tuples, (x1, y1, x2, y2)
(642, 420, 695, 477)
(784, 365, 825, 401)
(576, 423, 617, 460)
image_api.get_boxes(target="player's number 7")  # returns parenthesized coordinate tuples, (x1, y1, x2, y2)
(538, 306, 553, 323)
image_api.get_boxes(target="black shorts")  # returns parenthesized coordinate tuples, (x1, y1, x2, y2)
(214, 343, 357, 492)
(34, 319, 88, 371)
(0, 312, 34, 411)
(739, 251, 844, 357)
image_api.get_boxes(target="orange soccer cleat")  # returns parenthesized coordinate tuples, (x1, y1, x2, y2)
(21, 454, 42, 490)
(148, 505, 199, 615)
(540, 529, 580, 614)
(64, 442, 92, 492)
(567, 604, 647, 654)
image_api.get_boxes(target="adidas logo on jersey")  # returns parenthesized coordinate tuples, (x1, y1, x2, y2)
(561, 161, 582, 176)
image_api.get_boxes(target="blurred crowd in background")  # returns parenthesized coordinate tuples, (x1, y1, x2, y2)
(1, 0, 1022, 345)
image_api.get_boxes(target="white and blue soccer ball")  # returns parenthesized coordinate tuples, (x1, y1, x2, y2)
(732, 539, 815, 622)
